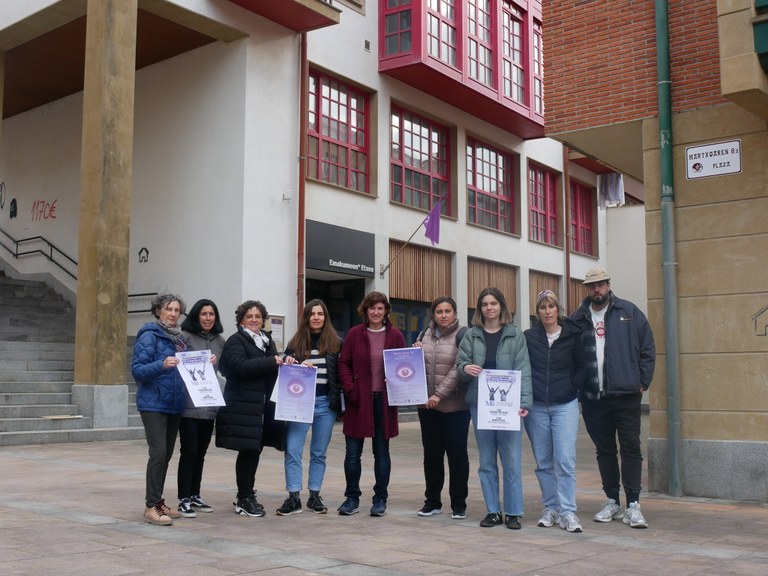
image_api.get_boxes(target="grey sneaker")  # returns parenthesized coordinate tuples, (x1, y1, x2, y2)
(537, 508, 560, 527)
(276, 494, 303, 516)
(559, 512, 583, 533)
(623, 502, 648, 528)
(593, 498, 623, 522)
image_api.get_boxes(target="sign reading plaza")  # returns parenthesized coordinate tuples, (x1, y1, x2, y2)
(685, 139, 741, 179)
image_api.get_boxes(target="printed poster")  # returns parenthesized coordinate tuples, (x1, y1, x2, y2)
(477, 369, 521, 430)
(383, 347, 428, 406)
(175, 350, 225, 407)
(273, 364, 317, 423)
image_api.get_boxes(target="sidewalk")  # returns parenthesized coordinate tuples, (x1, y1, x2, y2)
(1, 416, 766, 575)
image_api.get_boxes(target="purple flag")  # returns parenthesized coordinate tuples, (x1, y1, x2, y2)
(423, 202, 441, 246)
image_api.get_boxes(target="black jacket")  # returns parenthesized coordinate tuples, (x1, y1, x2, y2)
(571, 292, 656, 400)
(216, 329, 285, 452)
(524, 318, 584, 405)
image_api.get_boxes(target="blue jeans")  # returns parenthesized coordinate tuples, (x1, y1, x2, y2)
(524, 399, 579, 514)
(469, 404, 523, 516)
(284, 394, 336, 493)
(343, 394, 390, 503)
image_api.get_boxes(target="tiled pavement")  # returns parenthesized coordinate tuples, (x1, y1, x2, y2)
(1, 415, 767, 575)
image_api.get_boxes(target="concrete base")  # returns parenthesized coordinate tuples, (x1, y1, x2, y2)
(72, 384, 129, 428)
(649, 437, 768, 501)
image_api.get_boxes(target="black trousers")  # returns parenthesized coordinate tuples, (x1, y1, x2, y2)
(581, 392, 643, 505)
(417, 408, 471, 511)
(141, 411, 181, 507)
(177, 417, 215, 500)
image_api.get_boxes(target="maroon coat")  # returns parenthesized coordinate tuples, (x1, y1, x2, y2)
(338, 322, 405, 439)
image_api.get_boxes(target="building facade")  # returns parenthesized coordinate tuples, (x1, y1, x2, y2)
(0, 1, 619, 429)
(544, 0, 768, 501)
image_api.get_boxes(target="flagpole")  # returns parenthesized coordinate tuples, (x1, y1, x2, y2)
(379, 192, 449, 279)
(379, 220, 427, 278)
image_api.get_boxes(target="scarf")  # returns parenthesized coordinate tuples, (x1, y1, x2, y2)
(156, 320, 185, 352)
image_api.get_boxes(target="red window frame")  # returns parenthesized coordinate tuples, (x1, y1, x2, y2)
(570, 181, 594, 255)
(528, 163, 558, 245)
(467, 137, 516, 234)
(383, 0, 413, 57)
(532, 19, 543, 114)
(501, 2, 525, 104)
(390, 106, 450, 213)
(307, 70, 369, 194)
(467, 0, 494, 86)
(427, 0, 457, 67)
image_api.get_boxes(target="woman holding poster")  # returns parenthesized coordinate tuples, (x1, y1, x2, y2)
(216, 300, 285, 518)
(337, 291, 406, 518)
(277, 299, 342, 516)
(131, 293, 187, 526)
(176, 298, 226, 518)
(456, 287, 532, 530)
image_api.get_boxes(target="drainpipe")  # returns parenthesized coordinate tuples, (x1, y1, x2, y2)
(296, 32, 308, 326)
(656, 0, 682, 496)
(562, 146, 571, 308)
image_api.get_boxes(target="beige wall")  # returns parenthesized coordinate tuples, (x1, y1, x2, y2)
(643, 103, 768, 498)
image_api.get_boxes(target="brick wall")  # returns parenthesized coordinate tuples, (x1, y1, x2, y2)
(543, 0, 727, 134)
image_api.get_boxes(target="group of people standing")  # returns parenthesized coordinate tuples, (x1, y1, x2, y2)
(131, 265, 655, 534)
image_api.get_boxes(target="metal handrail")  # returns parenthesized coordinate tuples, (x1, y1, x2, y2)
(0, 227, 157, 312)
(0, 227, 78, 279)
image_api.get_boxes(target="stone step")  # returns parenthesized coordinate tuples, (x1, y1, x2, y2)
(0, 359, 74, 371)
(0, 426, 146, 446)
(0, 392, 71, 405)
(0, 404, 81, 418)
(0, 341, 74, 352)
(0, 370, 74, 382)
(0, 381, 74, 393)
(0, 416, 92, 432)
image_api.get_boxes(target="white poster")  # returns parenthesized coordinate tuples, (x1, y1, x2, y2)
(175, 350, 225, 407)
(273, 364, 317, 423)
(477, 369, 521, 431)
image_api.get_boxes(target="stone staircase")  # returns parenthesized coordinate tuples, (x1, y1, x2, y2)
(0, 273, 144, 446)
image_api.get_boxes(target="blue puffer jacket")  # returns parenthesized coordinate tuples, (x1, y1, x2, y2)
(132, 322, 187, 414)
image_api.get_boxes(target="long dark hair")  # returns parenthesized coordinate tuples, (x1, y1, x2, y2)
(471, 287, 513, 327)
(181, 298, 224, 335)
(286, 299, 340, 358)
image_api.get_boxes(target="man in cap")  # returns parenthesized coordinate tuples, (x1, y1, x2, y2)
(571, 267, 655, 528)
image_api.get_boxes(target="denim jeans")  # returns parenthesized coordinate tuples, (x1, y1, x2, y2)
(581, 392, 643, 505)
(469, 404, 523, 516)
(284, 394, 337, 493)
(343, 394, 390, 503)
(524, 399, 579, 514)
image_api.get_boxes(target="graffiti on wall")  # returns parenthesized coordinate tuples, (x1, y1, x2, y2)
(31, 199, 57, 221)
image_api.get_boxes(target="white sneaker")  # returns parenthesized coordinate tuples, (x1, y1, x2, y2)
(537, 508, 560, 527)
(623, 502, 648, 528)
(559, 512, 583, 533)
(593, 498, 623, 522)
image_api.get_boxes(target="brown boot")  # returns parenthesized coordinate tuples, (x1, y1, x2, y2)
(144, 503, 173, 526)
(158, 499, 182, 519)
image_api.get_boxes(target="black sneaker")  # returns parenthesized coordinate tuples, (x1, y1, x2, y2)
(306, 494, 328, 514)
(451, 508, 467, 520)
(235, 495, 265, 517)
(417, 503, 442, 517)
(190, 495, 213, 513)
(177, 497, 196, 518)
(370, 500, 387, 517)
(276, 495, 303, 516)
(480, 512, 503, 527)
(337, 498, 360, 516)
(505, 514, 522, 530)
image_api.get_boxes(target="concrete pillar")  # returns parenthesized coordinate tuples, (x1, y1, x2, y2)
(0, 50, 5, 142)
(73, 0, 138, 427)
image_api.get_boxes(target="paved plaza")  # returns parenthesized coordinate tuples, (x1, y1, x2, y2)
(1, 416, 767, 575)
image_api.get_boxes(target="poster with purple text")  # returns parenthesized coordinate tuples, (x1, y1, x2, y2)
(274, 364, 317, 423)
(383, 347, 427, 406)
